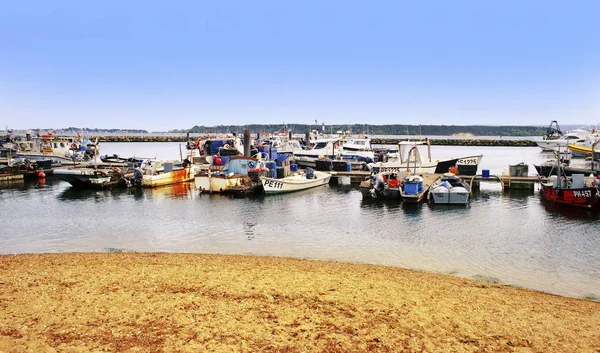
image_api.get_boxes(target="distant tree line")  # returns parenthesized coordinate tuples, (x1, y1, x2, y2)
(62, 127, 149, 134)
(172, 124, 548, 136)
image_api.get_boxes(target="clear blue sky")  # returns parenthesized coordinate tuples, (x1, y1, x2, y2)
(1, 1, 599, 131)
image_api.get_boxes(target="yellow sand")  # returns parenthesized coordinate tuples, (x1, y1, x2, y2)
(1, 253, 598, 352)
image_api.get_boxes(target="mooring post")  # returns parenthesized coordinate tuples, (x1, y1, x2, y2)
(243, 130, 251, 157)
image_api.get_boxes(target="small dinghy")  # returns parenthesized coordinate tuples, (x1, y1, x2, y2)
(429, 173, 471, 205)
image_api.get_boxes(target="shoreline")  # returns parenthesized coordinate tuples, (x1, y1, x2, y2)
(1, 252, 598, 352)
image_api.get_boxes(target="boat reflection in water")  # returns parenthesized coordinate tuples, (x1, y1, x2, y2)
(57, 182, 197, 202)
(539, 195, 600, 221)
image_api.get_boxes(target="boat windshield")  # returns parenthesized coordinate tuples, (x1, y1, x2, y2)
(220, 158, 257, 175)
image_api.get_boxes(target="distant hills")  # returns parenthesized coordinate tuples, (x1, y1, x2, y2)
(6, 123, 586, 137)
(172, 124, 556, 137)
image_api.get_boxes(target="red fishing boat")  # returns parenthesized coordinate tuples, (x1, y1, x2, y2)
(540, 181, 600, 208)
(539, 146, 600, 209)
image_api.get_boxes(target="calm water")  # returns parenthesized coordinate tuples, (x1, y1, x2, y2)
(2, 142, 599, 300)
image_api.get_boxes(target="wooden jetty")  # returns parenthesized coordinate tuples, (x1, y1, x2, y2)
(328, 170, 371, 184)
(461, 174, 541, 191)
(328, 170, 542, 190)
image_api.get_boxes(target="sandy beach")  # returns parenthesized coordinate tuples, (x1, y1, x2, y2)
(0, 253, 598, 352)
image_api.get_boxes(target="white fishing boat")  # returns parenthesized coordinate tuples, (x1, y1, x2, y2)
(261, 168, 331, 195)
(340, 136, 373, 153)
(429, 173, 471, 205)
(195, 156, 262, 194)
(376, 139, 482, 176)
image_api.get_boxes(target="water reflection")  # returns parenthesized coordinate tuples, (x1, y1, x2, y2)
(539, 196, 600, 221)
(146, 182, 195, 200)
(359, 195, 401, 210)
(0, 180, 25, 190)
(57, 182, 197, 202)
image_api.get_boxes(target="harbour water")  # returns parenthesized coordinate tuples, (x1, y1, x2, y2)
(1, 142, 599, 300)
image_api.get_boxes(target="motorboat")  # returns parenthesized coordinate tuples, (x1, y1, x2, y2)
(358, 172, 401, 200)
(261, 167, 331, 195)
(340, 137, 373, 153)
(293, 138, 375, 162)
(400, 174, 428, 203)
(429, 173, 471, 204)
(534, 121, 595, 152)
(54, 167, 132, 189)
(567, 140, 600, 159)
(99, 154, 145, 165)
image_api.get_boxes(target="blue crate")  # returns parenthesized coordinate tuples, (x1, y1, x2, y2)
(404, 182, 418, 195)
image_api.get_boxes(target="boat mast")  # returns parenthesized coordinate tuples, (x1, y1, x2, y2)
(592, 139, 599, 173)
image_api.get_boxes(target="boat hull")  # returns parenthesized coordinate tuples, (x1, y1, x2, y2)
(430, 186, 470, 204)
(358, 184, 401, 200)
(377, 159, 458, 175)
(567, 144, 600, 159)
(142, 167, 194, 187)
(540, 182, 600, 208)
(261, 171, 331, 194)
(54, 168, 129, 189)
(195, 174, 260, 194)
(456, 155, 483, 176)
(535, 140, 567, 152)
(14, 152, 76, 166)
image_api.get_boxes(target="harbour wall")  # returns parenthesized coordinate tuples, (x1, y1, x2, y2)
(90, 135, 537, 147)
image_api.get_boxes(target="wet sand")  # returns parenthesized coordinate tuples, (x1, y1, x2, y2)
(0, 253, 598, 352)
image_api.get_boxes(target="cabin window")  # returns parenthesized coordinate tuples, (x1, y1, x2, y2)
(314, 142, 327, 149)
(60, 142, 65, 148)
(53, 143, 58, 148)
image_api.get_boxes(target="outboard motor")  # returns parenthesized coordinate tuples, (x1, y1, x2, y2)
(133, 167, 143, 182)
(305, 167, 314, 179)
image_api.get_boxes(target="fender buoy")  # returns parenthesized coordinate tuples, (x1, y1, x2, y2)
(37, 171, 46, 178)
(215, 157, 222, 165)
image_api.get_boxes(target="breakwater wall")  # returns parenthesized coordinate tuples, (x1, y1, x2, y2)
(370, 138, 537, 147)
(91, 136, 189, 143)
(91, 135, 537, 147)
